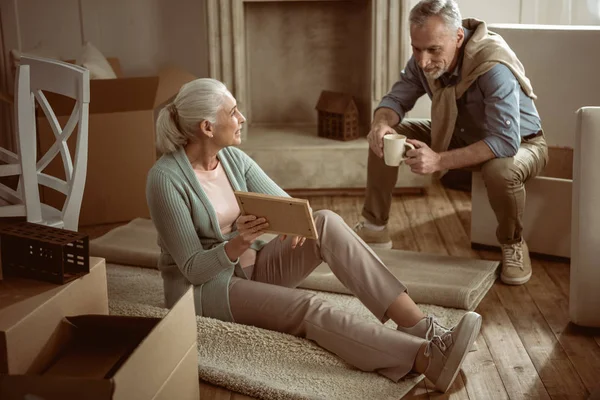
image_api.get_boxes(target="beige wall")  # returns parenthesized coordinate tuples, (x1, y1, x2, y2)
(0, 0, 209, 82)
(0, 0, 209, 149)
(79, 0, 209, 78)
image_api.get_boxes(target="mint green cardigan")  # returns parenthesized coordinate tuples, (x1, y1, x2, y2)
(146, 146, 288, 321)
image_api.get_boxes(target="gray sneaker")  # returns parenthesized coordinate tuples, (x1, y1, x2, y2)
(421, 311, 482, 392)
(397, 316, 478, 352)
(352, 221, 392, 249)
(397, 316, 450, 338)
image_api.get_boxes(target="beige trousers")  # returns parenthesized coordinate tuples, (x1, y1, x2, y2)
(362, 119, 549, 245)
(228, 210, 425, 381)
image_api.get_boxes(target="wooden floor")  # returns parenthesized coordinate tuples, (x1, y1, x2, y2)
(83, 182, 600, 400)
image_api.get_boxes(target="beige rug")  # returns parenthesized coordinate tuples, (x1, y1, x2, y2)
(92, 218, 499, 310)
(106, 264, 472, 400)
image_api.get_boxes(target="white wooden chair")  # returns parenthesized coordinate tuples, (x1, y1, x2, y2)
(0, 55, 90, 231)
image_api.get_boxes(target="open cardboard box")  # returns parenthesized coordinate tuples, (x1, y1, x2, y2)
(471, 147, 573, 258)
(0, 287, 199, 400)
(36, 58, 197, 226)
(0, 257, 108, 374)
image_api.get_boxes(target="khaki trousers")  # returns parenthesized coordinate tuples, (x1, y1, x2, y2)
(362, 119, 549, 245)
(228, 210, 425, 381)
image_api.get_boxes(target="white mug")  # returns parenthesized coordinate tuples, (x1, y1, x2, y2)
(383, 134, 415, 167)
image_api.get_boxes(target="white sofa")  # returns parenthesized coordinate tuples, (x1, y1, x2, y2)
(471, 24, 600, 258)
(570, 107, 600, 328)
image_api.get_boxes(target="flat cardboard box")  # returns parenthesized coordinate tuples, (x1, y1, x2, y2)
(36, 58, 196, 226)
(0, 257, 108, 374)
(470, 25, 600, 259)
(471, 147, 573, 258)
(0, 288, 199, 400)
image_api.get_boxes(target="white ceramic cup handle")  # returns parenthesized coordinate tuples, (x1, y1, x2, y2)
(403, 142, 415, 159)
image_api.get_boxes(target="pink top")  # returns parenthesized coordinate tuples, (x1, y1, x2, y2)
(194, 162, 257, 268)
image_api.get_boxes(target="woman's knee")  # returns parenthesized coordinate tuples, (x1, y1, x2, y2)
(314, 209, 343, 225)
(313, 209, 344, 236)
(296, 292, 332, 322)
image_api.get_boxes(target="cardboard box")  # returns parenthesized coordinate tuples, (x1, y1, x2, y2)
(36, 58, 196, 226)
(0, 257, 108, 374)
(471, 147, 573, 258)
(471, 25, 600, 259)
(0, 288, 199, 400)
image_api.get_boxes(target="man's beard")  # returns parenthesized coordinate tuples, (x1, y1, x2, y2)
(423, 65, 446, 79)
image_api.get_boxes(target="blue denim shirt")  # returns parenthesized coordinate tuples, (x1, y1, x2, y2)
(378, 29, 542, 158)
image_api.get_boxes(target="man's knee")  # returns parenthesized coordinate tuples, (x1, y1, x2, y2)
(480, 158, 522, 189)
(394, 119, 431, 141)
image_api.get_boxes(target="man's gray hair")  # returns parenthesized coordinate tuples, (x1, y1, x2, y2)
(409, 0, 462, 33)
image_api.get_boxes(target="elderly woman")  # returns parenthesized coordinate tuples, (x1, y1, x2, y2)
(146, 78, 480, 392)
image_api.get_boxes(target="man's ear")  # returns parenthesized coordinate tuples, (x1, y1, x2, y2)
(456, 27, 465, 48)
(199, 120, 214, 138)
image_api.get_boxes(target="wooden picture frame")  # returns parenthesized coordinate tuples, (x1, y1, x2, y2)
(234, 191, 318, 240)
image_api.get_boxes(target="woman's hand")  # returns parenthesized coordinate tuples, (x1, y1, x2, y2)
(225, 215, 269, 262)
(280, 235, 307, 249)
(236, 215, 269, 245)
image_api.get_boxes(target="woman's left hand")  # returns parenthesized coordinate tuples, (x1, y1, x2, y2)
(280, 235, 307, 249)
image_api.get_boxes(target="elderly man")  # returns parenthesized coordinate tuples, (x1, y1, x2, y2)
(354, 0, 548, 286)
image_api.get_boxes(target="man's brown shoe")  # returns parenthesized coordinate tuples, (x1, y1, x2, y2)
(352, 221, 392, 249)
(500, 239, 532, 285)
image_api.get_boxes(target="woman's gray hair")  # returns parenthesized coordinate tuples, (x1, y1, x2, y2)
(156, 78, 231, 154)
(409, 0, 462, 33)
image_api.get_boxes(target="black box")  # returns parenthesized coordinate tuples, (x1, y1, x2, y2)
(0, 222, 89, 284)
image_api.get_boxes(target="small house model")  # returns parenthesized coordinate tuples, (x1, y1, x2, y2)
(315, 90, 360, 141)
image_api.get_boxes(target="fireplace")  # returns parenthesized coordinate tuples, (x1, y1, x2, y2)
(207, 0, 430, 191)
(245, 1, 371, 131)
